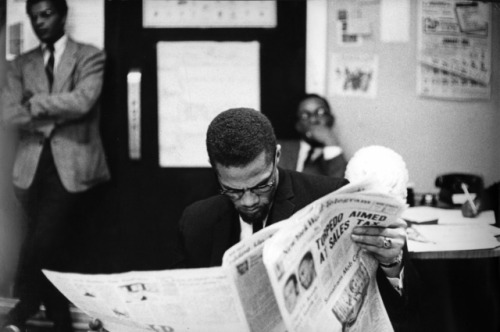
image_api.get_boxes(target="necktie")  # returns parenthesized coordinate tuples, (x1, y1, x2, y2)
(45, 44, 55, 92)
(252, 219, 263, 233)
(304, 147, 316, 168)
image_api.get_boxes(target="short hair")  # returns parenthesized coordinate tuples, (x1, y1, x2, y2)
(298, 93, 335, 127)
(286, 274, 298, 289)
(300, 251, 314, 265)
(26, 0, 68, 16)
(206, 108, 277, 168)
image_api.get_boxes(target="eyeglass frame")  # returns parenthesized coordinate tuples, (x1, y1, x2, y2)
(218, 154, 278, 200)
(297, 107, 330, 121)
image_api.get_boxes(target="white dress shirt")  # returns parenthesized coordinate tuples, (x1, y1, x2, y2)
(42, 34, 68, 71)
(296, 140, 343, 172)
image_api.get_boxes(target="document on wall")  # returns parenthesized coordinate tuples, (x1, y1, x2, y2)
(329, 53, 378, 98)
(143, 0, 276, 28)
(157, 41, 260, 167)
(416, 0, 491, 100)
(44, 179, 405, 332)
(334, 0, 379, 47)
(6, 0, 104, 60)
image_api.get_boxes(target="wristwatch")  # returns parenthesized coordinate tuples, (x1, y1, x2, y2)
(379, 251, 403, 268)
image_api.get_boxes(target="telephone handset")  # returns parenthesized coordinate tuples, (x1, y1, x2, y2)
(435, 173, 484, 205)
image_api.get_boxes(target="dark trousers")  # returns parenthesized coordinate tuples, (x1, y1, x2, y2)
(9, 141, 81, 330)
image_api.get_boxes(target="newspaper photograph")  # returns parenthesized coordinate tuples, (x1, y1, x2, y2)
(262, 190, 406, 332)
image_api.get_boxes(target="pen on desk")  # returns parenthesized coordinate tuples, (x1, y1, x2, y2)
(461, 182, 478, 215)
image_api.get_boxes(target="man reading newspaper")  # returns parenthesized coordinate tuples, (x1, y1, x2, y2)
(178, 108, 421, 331)
(42, 109, 423, 332)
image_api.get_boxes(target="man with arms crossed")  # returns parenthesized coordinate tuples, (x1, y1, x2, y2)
(179, 108, 421, 331)
(1, 0, 109, 331)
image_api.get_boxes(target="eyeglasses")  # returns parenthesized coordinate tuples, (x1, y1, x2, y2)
(219, 159, 277, 200)
(297, 107, 329, 121)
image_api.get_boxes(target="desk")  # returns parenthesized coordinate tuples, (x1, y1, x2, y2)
(404, 208, 500, 331)
(403, 207, 500, 259)
(410, 245, 500, 259)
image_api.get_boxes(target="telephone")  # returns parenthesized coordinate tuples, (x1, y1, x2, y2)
(435, 173, 484, 206)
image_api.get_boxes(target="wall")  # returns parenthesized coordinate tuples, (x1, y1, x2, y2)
(0, 0, 24, 297)
(311, 0, 500, 193)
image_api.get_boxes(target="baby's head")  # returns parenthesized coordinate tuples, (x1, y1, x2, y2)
(345, 145, 409, 200)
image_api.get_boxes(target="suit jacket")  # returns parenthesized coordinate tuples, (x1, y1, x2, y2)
(1, 38, 110, 192)
(179, 168, 423, 331)
(179, 168, 348, 268)
(279, 139, 347, 178)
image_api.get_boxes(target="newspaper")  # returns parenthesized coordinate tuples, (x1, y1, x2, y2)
(43, 180, 406, 332)
(262, 182, 405, 332)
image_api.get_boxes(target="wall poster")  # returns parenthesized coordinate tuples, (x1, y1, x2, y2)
(157, 41, 260, 168)
(328, 53, 378, 99)
(417, 0, 491, 100)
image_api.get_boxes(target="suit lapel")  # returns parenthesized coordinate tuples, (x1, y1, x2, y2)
(209, 169, 297, 265)
(26, 48, 50, 92)
(53, 38, 77, 93)
(210, 204, 240, 266)
(268, 168, 296, 225)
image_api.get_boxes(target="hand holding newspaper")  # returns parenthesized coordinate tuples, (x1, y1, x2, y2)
(43, 179, 406, 332)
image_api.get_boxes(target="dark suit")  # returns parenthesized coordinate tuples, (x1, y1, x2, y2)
(179, 168, 347, 267)
(0, 38, 109, 329)
(279, 139, 347, 178)
(179, 168, 422, 332)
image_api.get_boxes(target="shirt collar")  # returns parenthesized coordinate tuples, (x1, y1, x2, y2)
(239, 215, 269, 241)
(42, 34, 68, 54)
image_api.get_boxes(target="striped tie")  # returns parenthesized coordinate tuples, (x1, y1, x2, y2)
(45, 43, 55, 92)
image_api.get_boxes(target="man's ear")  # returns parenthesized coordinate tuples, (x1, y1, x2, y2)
(276, 144, 282, 164)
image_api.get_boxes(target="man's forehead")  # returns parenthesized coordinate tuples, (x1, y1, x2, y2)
(30, 1, 56, 11)
(298, 98, 326, 113)
(216, 153, 271, 187)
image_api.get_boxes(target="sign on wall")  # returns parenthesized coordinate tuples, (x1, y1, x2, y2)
(143, 0, 277, 28)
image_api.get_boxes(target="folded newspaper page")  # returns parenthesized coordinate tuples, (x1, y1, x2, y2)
(43, 180, 406, 332)
(262, 183, 406, 332)
(43, 267, 249, 332)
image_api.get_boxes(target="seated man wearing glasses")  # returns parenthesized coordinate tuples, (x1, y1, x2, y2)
(179, 107, 347, 268)
(279, 94, 347, 178)
(178, 108, 420, 331)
